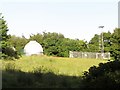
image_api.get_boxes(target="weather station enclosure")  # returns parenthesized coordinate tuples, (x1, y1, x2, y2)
(69, 51, 110, 59)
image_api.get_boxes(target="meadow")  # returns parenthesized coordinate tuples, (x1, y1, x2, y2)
(1, 55, 108, 88)
(1, 55, 108, 76)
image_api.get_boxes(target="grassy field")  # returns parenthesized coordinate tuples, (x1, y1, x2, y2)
(1, 55, 108, 76)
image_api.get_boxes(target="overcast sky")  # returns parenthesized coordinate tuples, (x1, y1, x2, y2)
(0, 0, 119, 42)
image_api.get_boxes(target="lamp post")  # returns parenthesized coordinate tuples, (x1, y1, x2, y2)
(98, 26, 104, 59)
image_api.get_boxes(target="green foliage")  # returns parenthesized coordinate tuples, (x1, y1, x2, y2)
(110, 28, 120, 60)
(42, 32, 65, 56)
(26, 28, 120, 59)
(9, 28, 120, 59)
(28, 32, 87, 57)
(8, 35, 28, 55)
(29, 33, 43, 43)
(0, 14, 20, 60)
(88, 29, 120, 60)
(2, 47, 19, 59)
(88, 34, 99, 52)
(81, 60, 120, 88)
(2, 11, 119, 59)
(103, 31, 112, 52)
(88, 32, 112, 52)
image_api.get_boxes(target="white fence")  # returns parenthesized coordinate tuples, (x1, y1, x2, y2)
(69, 51, 110, 59)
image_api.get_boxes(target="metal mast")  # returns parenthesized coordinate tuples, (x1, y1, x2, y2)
(98, 26, 104, 59)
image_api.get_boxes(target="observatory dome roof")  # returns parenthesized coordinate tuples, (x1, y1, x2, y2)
(24, 40, 43, 56)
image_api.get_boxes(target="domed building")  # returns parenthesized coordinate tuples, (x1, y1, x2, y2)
(24, 40, 43, 56)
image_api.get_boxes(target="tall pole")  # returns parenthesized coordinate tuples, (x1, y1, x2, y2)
(98, 26, 104, 59)
(101, 31, 104, 59)
(99, 31, 101, 53)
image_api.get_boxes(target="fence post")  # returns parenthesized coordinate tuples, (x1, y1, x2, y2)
(69, 51, 73, 58)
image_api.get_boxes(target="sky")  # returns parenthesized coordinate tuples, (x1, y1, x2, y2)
(0, 0, 119, 42)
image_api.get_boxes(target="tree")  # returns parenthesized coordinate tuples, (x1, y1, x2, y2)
(88, 34, 99, 52)
(81, 60, 120, 88)
(29, 32, 87, 57)
(103, 31, 112, 52)
(8, 35, 28, 55)
(0, 14, 19, 59)
(110, 28, 120, 60)
(88, 29, 120, 60)
(29, 33, 43, 43)
(42, 32, 65, 56)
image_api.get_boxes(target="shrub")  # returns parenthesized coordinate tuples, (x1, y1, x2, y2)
(81, 60, 120, 88)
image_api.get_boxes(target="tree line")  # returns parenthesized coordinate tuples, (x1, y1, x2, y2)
(1, 14, 120, 88)
(0, 14, 120, 60)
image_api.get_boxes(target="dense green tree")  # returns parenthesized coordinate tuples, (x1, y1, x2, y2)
(81, 29, 120, 88)
(110, 28, 120, 60)
(0, 14, 19, 59)
(88, 34, 99, 52)
(42, 32, 88, 57)
(103, 31, 112, 52)
(88, 31, 112, 53)
(88, 29, 120, 60)
(81, 60, 120, 88)
(29, 33, 43, 44)
(8, 35, 28, 55)
(28, 32, 87, 57)
(42, 32, 65, 56)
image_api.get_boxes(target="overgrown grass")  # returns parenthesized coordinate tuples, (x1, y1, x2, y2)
(1, 55, 108, 76)
(1, 55, 109, 88)
(2, 68, 83, 88)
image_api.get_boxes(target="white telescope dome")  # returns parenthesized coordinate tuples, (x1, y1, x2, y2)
(24, 40, 43, 56)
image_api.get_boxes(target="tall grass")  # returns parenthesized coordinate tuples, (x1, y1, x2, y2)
(1, 55, 109, 88)
(2, 55, 108, 76)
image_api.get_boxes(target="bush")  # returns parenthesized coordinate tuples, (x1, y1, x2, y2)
(1, 47, 20, 60)
(81, 60, 120, 88)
